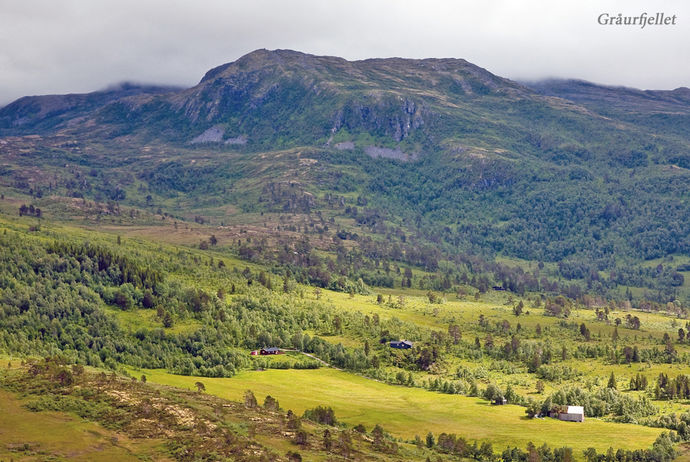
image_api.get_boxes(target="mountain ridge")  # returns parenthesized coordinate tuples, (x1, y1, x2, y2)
(2, 49, 687, 152)
(525, 78, 690, 112)
(0, 49, 602, 146)
(0, 49, 688, 305)
(2, 50, 687, 132)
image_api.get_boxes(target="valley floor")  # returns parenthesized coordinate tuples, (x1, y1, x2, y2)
(133, 366, 663, 454)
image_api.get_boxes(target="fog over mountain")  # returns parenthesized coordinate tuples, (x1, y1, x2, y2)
(1, 0, 688, 106)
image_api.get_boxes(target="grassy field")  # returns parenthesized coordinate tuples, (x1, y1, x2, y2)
(134, 367, 663, 454)
(0, 390, 171, 461)
(103, 306, 202, 335)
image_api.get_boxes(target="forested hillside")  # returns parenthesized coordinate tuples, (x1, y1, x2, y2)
(0, 49, 688, 307)
(0, 220, 379, 376)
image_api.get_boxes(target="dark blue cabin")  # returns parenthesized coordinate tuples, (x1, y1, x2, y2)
(259, 347, 283, 355)
(389, 340, 413, 349)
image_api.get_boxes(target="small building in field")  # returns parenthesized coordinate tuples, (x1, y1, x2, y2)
(389, 340, 413, 349)
(260, 347, 284, 355)
(250, 350, 259, 355)
(558, 405, 585, 422)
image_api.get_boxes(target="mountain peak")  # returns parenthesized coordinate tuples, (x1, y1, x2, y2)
(199, 49, 349, 84)
(199, 49, 508, 87)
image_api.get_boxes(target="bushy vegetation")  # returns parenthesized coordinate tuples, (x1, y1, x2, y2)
(531, 386, 657, 421)
(0, 229, 379, 376)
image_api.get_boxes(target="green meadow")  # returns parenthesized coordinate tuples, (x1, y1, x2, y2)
(135, 367, 663, 454)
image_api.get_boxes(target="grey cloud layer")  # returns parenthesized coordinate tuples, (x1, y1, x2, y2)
(0, 0, 688, 105)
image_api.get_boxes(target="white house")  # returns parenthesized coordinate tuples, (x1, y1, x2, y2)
(558, 405, 585, 422)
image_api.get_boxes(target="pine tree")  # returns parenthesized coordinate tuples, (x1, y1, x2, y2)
(607, 371, 617, 389)
(425, 431, 435, 448)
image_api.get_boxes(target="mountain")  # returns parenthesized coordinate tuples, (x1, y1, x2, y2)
(526, 79, 690, 153)
(0, 82, 182, 134)
(1, 49, 530, 146)
(2, 49, 688, 155)
(0, 49, 688, 303)
(525, 78, 690, 114)
(2, 49, 688, 165)
(0, 49, 635, 149)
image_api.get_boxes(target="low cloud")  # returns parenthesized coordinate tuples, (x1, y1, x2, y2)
(0, 0, 688, 105)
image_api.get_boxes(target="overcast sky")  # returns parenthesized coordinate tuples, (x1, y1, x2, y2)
(1, 0, 688, 105)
